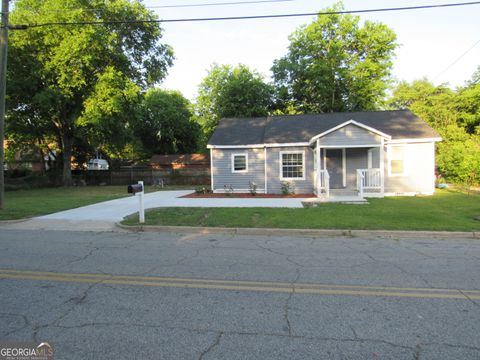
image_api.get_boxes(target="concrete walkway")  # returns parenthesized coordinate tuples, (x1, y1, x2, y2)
(37, 190, 307, 222)
(0, 190, 308, 231)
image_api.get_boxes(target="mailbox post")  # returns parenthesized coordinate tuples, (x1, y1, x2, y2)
(128, 180, 145, 223)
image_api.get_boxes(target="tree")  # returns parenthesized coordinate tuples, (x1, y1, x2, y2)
(436, 125, 480, 187)
(8, 0, 173, 185)
(271, 2, 397, 114)
(132, 89, 200, 156)
(195, 64, 273, 142)
(388, 79, 458, 130)
(388, 74, 480, 186)
(456, 69, 480, 134)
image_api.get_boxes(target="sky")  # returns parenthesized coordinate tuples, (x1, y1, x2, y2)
(143, 0, 480, 100)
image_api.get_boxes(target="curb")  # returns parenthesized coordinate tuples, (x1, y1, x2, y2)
(0, 218, 32, 225)
(115, 223, 479, 239)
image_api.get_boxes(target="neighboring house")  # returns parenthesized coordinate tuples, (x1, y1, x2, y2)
(87, 158, 109, 170)
(149, 153, 210, 171)
(207, 110, 442, 197)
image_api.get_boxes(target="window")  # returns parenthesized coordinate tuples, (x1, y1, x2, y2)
(232, 153, 248, 173)
(280, 152, 304, 179)
(389, 146, 406, 176)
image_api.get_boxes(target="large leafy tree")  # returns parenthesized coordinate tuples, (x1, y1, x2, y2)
(195, 64, 273, 143)
(388, 75, 480, 186)
(272, 2, 397, 113)
(132, 89, 200, 156)
(456, 67, 480, 133)
(8, 0, 173, 185)
(389, 79, 458, 130)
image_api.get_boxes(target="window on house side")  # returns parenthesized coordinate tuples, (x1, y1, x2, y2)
(232, 154, 248, 173)
(389, 146, 406, 176)
(281, 152, 304, 179)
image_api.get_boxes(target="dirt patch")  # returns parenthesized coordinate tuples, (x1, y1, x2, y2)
(181, 192, 315, 198)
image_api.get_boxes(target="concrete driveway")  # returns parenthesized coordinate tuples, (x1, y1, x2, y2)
(38, 190, 307, 222)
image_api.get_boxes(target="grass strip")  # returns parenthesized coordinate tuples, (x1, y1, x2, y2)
(122, 189, 480, 232)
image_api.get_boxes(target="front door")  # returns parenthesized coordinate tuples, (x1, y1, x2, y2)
(326, 149, 344, 189)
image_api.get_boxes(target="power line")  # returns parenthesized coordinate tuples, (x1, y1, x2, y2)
(148, 0, 296, 9)
(434, 39, 480, 80)
(28, 0, 296, 13)
(12, 1, 480, 29)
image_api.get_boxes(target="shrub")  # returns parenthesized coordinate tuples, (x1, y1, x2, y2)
(195, 187, 207, 194)
(224, 184, 234, 196)
(249, 181, 257, 196)
(281, 181, 293, 195)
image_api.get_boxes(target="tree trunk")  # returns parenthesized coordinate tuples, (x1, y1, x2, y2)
(36, 139, 46, 174)
(61, 133, 73, 186)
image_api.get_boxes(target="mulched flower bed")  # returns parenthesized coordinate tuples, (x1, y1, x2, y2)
(181, 192, 315, 198)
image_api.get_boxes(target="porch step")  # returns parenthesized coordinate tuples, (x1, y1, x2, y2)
(302, 196, 369, 207)
(329, 189, 360, 197)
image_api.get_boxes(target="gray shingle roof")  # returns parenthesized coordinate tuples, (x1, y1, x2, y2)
(207, 110, 440, 146)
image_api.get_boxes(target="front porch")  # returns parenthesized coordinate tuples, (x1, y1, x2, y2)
(312, 147, 385, 199)
(310, 121, 388, 199)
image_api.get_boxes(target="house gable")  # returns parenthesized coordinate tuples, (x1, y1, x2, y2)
(311, 121, 391, 147)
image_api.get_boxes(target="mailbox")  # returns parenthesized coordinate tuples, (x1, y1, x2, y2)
(128, 183, 143, 194)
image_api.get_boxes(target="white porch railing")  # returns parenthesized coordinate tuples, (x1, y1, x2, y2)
(318, 169, 330, 197)
(356, 168, 381, 197)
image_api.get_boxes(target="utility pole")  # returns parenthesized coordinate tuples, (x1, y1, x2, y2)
(0, 0, 8, 210)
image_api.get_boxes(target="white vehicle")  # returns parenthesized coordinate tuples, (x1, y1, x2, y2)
(87, 158, 109, 170)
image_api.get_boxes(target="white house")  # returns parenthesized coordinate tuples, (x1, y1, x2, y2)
(207, 110, 442, 197)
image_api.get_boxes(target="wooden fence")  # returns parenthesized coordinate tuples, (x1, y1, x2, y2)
(72, 167, 210, 186)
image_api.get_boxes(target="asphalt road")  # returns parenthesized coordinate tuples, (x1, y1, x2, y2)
(0, 228, 479, 360)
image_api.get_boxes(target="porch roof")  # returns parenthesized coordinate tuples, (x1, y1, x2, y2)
(208, 110, 441, 147)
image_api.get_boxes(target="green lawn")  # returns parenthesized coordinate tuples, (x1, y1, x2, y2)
(122, 189, 480, 232)
(0, 185, 193, 220)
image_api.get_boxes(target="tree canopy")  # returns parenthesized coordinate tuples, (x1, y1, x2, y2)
(195, 64, 273, 143)
(8, 0, 173, 184)
(388, 75, 480, 186)
(132, 89, 200, 156)
(272, 2, 397, 114)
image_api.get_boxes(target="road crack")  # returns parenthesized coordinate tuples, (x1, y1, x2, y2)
(283, 268, 301, 336)
(198, 332, 223, 360)
(0, 312, 31, 337)
(32, 280, 102, 342)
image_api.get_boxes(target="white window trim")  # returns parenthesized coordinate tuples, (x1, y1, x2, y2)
(231, 153, 248, 173)
(279, 151, 306, 181)
(388, 145, 408, 177)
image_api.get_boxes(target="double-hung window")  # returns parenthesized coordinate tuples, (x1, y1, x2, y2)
(389, 146, 406, 176)
(232, 153, 248, 173)
(280, 151, 305, 180)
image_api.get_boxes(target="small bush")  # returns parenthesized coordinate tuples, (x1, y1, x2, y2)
(281, 181, 293, 195)
(195, 186, 208, 194)
(224, 184, 234, 196)
(249, 181, 257, 196)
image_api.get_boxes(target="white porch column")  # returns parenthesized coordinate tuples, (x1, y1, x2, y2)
(264, 146, 268, 194)
(316, 139, 321, 197)
(380, 138, 385, 196)
(210, 148, 214, 191)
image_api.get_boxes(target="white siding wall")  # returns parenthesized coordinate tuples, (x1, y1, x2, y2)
(384, 142, 436, 195)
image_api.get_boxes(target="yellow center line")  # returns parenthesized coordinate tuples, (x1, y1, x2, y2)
(1, 269, 479, 300)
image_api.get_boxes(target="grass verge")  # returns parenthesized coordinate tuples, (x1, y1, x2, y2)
(122, 189, 480, 232)
(0, 185, 193, 220)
